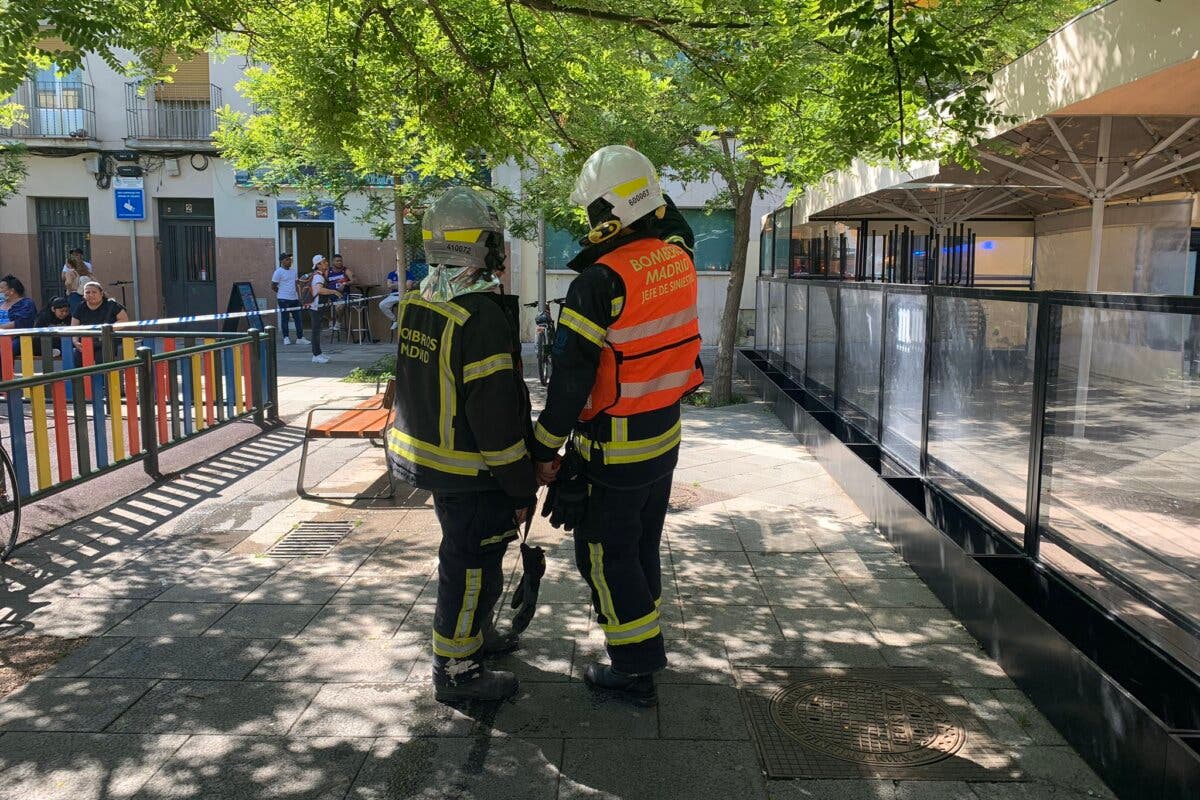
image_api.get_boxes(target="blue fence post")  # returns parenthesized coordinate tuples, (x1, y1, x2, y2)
(62, 342, 75, 401)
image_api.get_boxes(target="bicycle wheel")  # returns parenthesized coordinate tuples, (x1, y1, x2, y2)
(0, 446, 22, 562)
(537, 331, 550, 386)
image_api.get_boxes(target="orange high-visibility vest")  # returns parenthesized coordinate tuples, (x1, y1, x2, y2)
(580, 238, 703, 421)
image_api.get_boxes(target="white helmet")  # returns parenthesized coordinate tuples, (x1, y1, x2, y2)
(570, 145, 665, 237)
(421, 187, 504, 270)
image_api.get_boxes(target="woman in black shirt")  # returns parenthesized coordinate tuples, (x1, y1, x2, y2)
(72, 281, 130, 354)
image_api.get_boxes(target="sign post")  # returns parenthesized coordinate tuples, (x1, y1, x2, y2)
(113, 176, 145, 319)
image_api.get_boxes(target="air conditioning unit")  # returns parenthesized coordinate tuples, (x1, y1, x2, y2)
(82, 155, 102, 175)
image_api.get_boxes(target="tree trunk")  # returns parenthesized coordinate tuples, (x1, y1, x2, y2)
(393, 180, 407, 279)
(709, 173, 761, 406)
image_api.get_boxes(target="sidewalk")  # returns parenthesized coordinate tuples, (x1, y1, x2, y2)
(0, 344, 1115, 800)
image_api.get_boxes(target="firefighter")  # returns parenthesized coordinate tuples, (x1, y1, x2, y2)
(532, 145, 702, 706)
(387, 187, 537, 704)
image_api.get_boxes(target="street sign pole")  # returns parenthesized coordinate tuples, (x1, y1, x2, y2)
(113, 175, 145, 319)
(129, 220, 141, 319)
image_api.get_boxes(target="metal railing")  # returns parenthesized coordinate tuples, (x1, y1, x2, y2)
(755, 276, 1200, 659)
(125, 81, 222, 141)
(0, 326, 278, 507)
(0, 80, 96, 139)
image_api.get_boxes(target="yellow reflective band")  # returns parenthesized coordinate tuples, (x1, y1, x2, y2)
(603, 421, 682, 465)
(402, 295, 471, 326)
(606, 307, 699, 345)
(463, 352, 512, 383)
(443, 228, 483, 243)
(386, 428, 485, 476)
(455, 568, 482, 639)
(575, 436, 593, 462)
(559, 307, 606, 347)
(600, 608, 662, 646)
(588, 542, 619, 625)
(534, 421, 567, 451)
(422, 230, 434, 240)
(611, 296, 625, 317)
(438, 319, 456, 446)
(664, 234, 694, 254)
(611, 417, 628, 443)
(433, 630, 484, 658)
(620, 370, 695, 400)
(480, 529, 519, 547)
(610, 176, 648, 199)
(480, 439, 528, 468)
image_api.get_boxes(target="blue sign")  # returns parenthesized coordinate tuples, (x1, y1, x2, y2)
(114, 187, 145, 220)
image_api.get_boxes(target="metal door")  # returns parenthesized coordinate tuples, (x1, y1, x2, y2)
(159, 199, 216, 318)
(34, 198, 90, 303)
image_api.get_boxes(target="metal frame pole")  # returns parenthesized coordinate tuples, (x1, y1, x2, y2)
(264, 325, 280, 421)
(137, 346, 161, 479)
(248, 329, 265, 426)
(1023, 300, 1057, 560)
(919, 286, 936, 475)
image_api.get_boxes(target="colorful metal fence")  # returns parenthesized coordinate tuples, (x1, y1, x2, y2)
(0, 325, 279, 504)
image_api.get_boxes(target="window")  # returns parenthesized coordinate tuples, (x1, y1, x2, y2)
(34, 65, 82, 109)
(773, 208, 791, 276)
(680, 208, 735, 271)
(760, 214, 775, 275)
(545, 221, 586, 270)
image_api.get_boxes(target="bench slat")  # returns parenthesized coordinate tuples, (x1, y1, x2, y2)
(309, 393, 392, 439)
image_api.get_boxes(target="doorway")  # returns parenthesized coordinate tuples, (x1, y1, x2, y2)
(279, 223, 335, 279)
(35, 197, 90, 304)
(159, 198, 216, 318)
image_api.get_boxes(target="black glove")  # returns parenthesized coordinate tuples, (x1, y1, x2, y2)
(540, 442, 588, 532)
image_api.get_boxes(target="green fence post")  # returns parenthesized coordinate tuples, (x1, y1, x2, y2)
(248, 329, 265, 426)
(137, 346, 161, 479)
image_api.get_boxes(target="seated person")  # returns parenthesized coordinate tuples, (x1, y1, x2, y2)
(71, 280, 130, 357)
(379, 269, 401, 329)
(32, 296, 71, 356)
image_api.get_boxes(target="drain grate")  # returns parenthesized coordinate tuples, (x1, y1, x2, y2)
(738, 667, 1019, 780)
(267, 521, 354, 558)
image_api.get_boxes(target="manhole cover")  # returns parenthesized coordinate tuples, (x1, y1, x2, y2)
(769, 678, 966, 767)
(267, 521, 354, 558)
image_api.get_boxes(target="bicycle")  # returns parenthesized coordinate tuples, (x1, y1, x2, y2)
(0, 443, 22, 562)
(523, 297, 566, 386)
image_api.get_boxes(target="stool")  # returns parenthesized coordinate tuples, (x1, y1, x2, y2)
(345, 293, 373, 344)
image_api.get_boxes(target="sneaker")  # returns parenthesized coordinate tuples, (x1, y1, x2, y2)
(330, 322, 340, 331)
(390, 321, 398, 331)
(283, 336, 293, 345)
(312, 355, 330, 364)
(583, 663, 657, 707)
(295, 337, 309, 345)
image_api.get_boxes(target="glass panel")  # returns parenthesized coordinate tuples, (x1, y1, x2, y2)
(784, 281, 807, 380)
(760, 215, 774, 276)
(773, 209, 791, 276)
(768, 281, 786, 365)
(1039, 304, 1200, 659)
(755, 279, 769, 349)
(806, 284, 838, 404)
(837, 287, 883, 435)
(927, 296, 1036, 536)
(680, 208, 734, 271)
(881, 292, 928, 471)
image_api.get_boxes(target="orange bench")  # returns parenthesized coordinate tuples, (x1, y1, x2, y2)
(297, 380, 397, 499)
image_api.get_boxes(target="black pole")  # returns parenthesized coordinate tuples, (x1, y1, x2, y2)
(1023, 301, 1058, 559)
(919, 286, 936, 476)
(968, 230, 977, 286)
(137, 347, 161, 479)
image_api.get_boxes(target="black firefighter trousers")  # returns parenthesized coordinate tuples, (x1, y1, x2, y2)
(431, 490, 519, 663)
(574, 472, 672, 675)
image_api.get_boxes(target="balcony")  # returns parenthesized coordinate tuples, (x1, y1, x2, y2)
(0, 79, 97, 141)
(125, 81, 222, 147)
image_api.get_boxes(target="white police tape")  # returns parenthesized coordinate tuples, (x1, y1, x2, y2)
(0, 292, 395, 337)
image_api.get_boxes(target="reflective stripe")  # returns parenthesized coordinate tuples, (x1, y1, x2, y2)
(480, 529, 518, 547)
(597, 420, 682, 466)
(611, 417, 628, 443)
(480, 438, 528, 468)
(600, 608, 662, 646)
(534, 421, 567, 451)
(621, 369, 695, 399)
(403, 295, 471, 325)
(455, 568, 482, 639)
(463, 352, 512, 382)
(588, 543, 619, 625)
(606, 306, 698, 345)
(433, 630, 483, 658)
(610, 176, 648, 199)
(438, 319, 456, 446)
(443, 228, 484, 243)
(611, 296, 625, 317)
(559, 307, 606, 347)
(386, 428, 485, 475)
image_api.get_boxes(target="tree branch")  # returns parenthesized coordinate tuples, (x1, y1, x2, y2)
(514, 0, 755, 29)
(504, 0, 582, 150)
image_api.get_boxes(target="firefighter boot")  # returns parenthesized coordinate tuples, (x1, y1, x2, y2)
(583, 663, 658, 707)
(433, 657, 519, 704)
(479, 626, 521, 658)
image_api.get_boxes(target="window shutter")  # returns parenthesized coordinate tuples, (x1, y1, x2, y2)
(158, 52, 211, 101)
(36, 35, 72, 56)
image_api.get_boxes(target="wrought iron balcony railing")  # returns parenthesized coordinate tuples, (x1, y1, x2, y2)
(0, 79, 96, 140)
(125, 82, 222, 142)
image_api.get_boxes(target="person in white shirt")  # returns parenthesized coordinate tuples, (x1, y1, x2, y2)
(308, 254, 341, 363)
(270, 253, 309, 345)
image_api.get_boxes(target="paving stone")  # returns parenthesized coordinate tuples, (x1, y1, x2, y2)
(893, 782, 973, 800)
(68, 569, 176, 600)
(241, 573, 350, 604)
(40, 636, 132, 677)
(131, 735, 370, 800)
(842, 578, 944, 608)
(825, 550, 914, 580)
(297, 603, 409, 639)
(250, 636, 423, 682)
(759, 575, 859, 608)
(485, 636, 575, 684)
(658, 683, 751, 740)
(0, 677, 154, 732)
(328, 573, 429, 605)
(675, 569, 768, 605)
(0, 732, 188, 800)
(204, 603, 323, 638)
(349, 736, 562, 800)
(152, 568, 278, 603)
(773, 606, 880, 645)
(879, 642, 1015, 689)
(864, 607, 978, 648)
(965, 782, 1111, 800)
(1012, 746, 1117, 798)
(766, 779, 895, 800)
(106, 680, 320, 735)
(558, 739, 767, 800)
(491, 681, 658, 738)
(682, 603, 784, 644)
(667, 526, 745, 552)
(107, 602, 234, 636)
(726, 637, 889, 668)
(990, 688, 1068, 746)
(87, 636, 277, 680)
(290, 682, 475, 737)
(24, 598, 148, 636)
(573, 637, 734, 685)
(748, 551, 839, 579)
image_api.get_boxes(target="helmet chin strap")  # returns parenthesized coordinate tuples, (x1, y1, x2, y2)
(585, 219, 624, 244)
